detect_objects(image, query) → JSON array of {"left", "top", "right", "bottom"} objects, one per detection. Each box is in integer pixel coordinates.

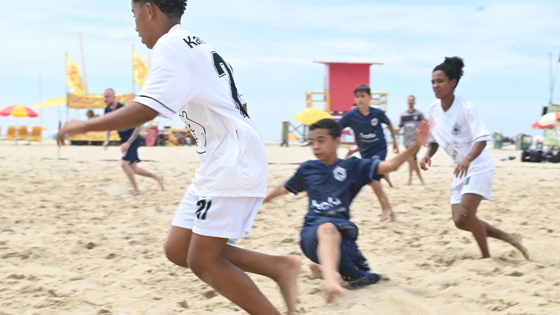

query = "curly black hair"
[
  {"left": 133, "top": 0, "right": 187, "bottom": 18},
  {"left": 433, "top": 56, "right": 464, "bottom": 88}
]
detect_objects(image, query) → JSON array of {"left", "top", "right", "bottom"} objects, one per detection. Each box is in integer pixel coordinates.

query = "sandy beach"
[{"left": 0, "top": 140, "right": 559, "bottom": 315}]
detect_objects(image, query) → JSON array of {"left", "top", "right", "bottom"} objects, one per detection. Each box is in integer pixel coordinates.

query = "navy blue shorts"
[
  {"left": 122, "top": 138, "right": 141, "bottom": 164},
  {"left": 366, "top": 149, "right": 387, "bottom": 161},
  {"left": 300, "top": 218, "right": 372, "bottom": 282}
]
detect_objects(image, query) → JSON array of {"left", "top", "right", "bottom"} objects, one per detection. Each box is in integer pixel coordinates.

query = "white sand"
[{"left": 0, "top": 141, "right": 559, "bottom": 315}]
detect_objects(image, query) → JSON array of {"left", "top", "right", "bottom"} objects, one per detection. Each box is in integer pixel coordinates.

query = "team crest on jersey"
[
  {"left": 413, "top": 115, "right": 418, "bottom": 120},
  {"left": 333, "top": 166, "right": 347, "bottom": 182},
  {"left": 179, "top": 111, "right": 207, "bottom": 154},
  {"left": 371, "top": 118, "right": 379, "bottom": 126},
  {"left": 452, "top": 123, "right": 462, "bottom": 135}
]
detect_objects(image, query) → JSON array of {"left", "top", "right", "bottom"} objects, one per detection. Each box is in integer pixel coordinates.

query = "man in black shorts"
[
  {"left": 103, "top": 88, "right": 164, "bottom": 193},
  {"left": 395, "top": 95, "right": 425, "bottom": 185}
]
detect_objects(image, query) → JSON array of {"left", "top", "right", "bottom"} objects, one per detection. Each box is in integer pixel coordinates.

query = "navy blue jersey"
[
  {"left": 104, "top": 103, "right": 134, "bottom": 142},
  {"left": 338, "top": 107, "right": 390, "bottom": 159},
  {"left": 285, "top": 157, "right": 381, "bottom": 226}
]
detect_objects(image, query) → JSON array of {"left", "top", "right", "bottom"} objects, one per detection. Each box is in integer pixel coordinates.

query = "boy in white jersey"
[
  {"left": 420, "top": 56, "right": 529, "bottom": 260},
  {"left": 57, "top": 1, "right": 300, "bottom": 314}
]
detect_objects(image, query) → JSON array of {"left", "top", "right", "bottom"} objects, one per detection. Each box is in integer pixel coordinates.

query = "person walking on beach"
[
  {"left": 57, "top": 1, "right": 300, "bottom": 314},
  {"left": 420, "top": 56, "right": 529, "bottom": 260},
  {"left": 102, "top": 88, "right": 164, "bottom": 193},
  {"left": 394, "top": 95, "right": 425, "bottom": 185},
  {"left": 338, "top": 84, "right": 399, "bottom": 222},
  {"left": 264, "top": 118, "right": 430, "bottom": 302}
]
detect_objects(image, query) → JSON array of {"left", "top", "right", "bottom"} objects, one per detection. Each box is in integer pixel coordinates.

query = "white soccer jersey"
[
  {"left": 134, "top": 24, "right": 268, "bottom": 198},
  {"left": 426, "top": 96, "right": 494, "bottom": 188}
]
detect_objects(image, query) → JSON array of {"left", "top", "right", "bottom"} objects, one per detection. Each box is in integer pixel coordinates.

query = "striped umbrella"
[
  {"left": 0, "top": 105, "right": 39, "bottom": 118},
  {"left": 532, "top": 112, "right": 560, "bottom": 129}
]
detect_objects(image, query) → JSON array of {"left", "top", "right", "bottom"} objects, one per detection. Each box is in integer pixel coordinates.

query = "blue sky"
[{"left": 1, "top": 0, "right": 559, "bottom": 141}]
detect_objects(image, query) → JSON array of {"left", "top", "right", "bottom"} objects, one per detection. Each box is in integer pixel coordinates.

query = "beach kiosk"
[{"left": 305, "top": 61, "right": 387, "bottom": 144}]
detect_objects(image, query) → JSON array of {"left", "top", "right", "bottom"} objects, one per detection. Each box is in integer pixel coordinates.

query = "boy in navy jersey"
[
  {"left": 264, "top": 118, "right": 428, "bottom": 303},
  {"left": 338, "top": 84, "right": 399, "bottom": 222}
]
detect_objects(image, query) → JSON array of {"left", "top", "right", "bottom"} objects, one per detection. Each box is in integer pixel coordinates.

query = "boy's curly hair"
[{"left": 133, "top": 0, "right": 187, "bottom": 18}]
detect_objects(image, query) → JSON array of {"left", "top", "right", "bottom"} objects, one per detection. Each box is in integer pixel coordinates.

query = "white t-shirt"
[
  {"left": 426, "top": 96, "right": 494, "bottom": 188},
  {"left": 134, "top": 25, "right": 268, "bottom": 198}
]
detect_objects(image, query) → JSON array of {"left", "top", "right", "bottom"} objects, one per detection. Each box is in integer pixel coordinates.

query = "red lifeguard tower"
[{"left": 306, "top": 61, "right": 387, "bottom": 143}]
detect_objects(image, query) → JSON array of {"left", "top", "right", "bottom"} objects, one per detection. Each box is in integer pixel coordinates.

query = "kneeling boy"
[{"left": 264, "top": 118, "right": 428, "bottom": 302}]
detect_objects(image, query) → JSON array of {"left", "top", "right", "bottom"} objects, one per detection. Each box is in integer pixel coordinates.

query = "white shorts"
[
  {"left": 171, "top": 186, "right": 263, "bottom": 244},
  {"left": 450, "top": 171, "right": 494, "bottom": 205}
]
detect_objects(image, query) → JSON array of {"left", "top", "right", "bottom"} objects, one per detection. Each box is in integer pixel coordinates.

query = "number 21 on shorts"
[{"left": 196, "top": 199, "right": 212, "bottom": 220}]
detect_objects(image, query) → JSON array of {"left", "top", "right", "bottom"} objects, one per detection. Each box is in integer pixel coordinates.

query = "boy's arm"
[
  {"left": 377, "top": 143, "right": 420, "bottom": 174},
  {"left": 419, "top": 143, "right": 439, "bottom": 171},
  {"left": 387, "top": 121, "right": 399, "bottom": 154},
  {"left": 121, "top": 126, "right": 142, "bottom": 152},
  {"left": 57, "top": 102, "right": 158, "bottom": 145},
  {"left": 103, "top": 131, "right": 111, "bottom": 150},
  {"left": 378, "top": 121, "right": 428, "bottom": 174},
  {"left": 263, "top": 183, "right": 290, "bottom": 203}
]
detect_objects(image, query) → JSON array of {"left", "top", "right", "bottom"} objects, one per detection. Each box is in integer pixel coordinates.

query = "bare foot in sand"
[
  {"left": 380, "top": 208, "right": 395, "bottom": 222},
  {"left": 309, "top": 263, "right": 344, "bottom": 283},
  {"left": 323, "top": 280, "right": 345, "bottom": 303},
  {"left": 153, "top": 174, "right": 165, "bottom": 191},
  {"left": 509, "top": 232, "right": 530, "bottom": 260},
  {"left": 309, "top": 262, "right": 322, "bottom": 279},
  {"left": 275, "top": 255, "right": 301, "bottom": 315},
  {"left": 406, "top": 180, "right": 412, "bottom": 186}
]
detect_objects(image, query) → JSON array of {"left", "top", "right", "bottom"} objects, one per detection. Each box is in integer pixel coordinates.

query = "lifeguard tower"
[
  {"left": 306, "top": 61, "right": 387, "bottom": 144},
  {"left": 282, "top": 61, "right": 388, "bottom": 146}
]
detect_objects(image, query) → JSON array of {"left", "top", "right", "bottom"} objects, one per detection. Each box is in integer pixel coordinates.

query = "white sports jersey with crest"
[
  {"left": 426, "top": 96, "right": 494, "bottom": 188},
  {"left": 134, "top": 24, "right": 268, "bottom": 197}
]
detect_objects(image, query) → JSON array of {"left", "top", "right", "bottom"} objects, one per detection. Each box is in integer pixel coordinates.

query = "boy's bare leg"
[
  {"left": 412, "top": 159, "right": 424, "bottom": 185},
  {"left": 316, "top": 223, "right": 345, "bottom": 303},
  {"left": 370, "top": 181, "right": 395, "bottom": 222},
  {"left": 165, "top": 227, "right": 300, "bottom": 314},
  {"left": 121, "top": 161, "right": 139, "bottom": 193},
  {"left": 382, "top": 172, "right": 393, "bottom": 187},
  {"left": 130, "top": 162, "right": 165, "bottom": 191},
  {"left": 452, "top": 194, "right": 529, "bottom": 259},
  {"left": 187, "top": 233, "right": 282, "bottom": 315}
]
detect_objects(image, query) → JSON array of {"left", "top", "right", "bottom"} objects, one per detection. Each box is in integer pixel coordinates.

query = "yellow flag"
[
  {"left": 66, "top": 55, "right": 86, "bottom": 96},
  {"left": 133, "top": 50, "right": 149, "bottom": 89}
]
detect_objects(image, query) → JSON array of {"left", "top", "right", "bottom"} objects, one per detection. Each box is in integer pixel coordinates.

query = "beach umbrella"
[
  {"left": 532, "top": 112, "right": 560, "bottom": 129},
  {"left": 293, "top": 107, "right": 332, "bottom": 125},
  {"left": 0, "top": 105, "right": 39, "bottom": 118}
]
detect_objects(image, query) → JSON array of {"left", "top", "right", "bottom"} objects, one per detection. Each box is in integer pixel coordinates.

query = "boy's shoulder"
[
  {"left": 155, "top": 25, "right": 204, "bottom": 51},
  {"left": 369, "top": 106, "right": 387, "bottom": 117},
  {"left": 297, "top": 159, "right": 321, "bottom": 170}
]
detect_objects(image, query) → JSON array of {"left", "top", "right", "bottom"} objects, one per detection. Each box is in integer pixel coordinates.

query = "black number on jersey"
[
  {"left": 196, "top": 199, "right": 212, "bottom": 220},
  {"left": 211, "top": 51, "right": 249, "bottom": 118}
]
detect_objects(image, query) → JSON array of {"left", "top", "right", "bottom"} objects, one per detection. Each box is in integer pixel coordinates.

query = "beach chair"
[
  {"left": 17, "top": 126, "right": 28, "bottom": 141},
  {"left": 5, "top": 126, "right": 16, "bottom": 140},
  {"left": 30, "top": 126, "right": 42, "bottom": 143}
]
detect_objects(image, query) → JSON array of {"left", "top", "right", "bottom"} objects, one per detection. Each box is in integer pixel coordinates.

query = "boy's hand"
[
  {"left": 419, "top": 157, "right": 431, "bottom": 171},
  {"left": 57, "top": 120, "right": 87, "bottom": 146},
  {"left": 414, "top": 120, "right": 429, "bottom": 146},
  {"left": 393, "top": 143, "right": 399, "bottom": 154}
]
